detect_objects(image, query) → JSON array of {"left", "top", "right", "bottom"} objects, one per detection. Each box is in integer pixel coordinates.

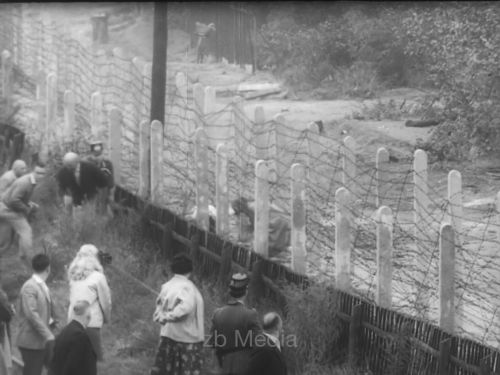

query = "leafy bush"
[
  {"left": 257, "top": 5, "right": 409, "bottom": 93},
  {"left": 395, "top": 2, "right": 500, "bottom": 160}
]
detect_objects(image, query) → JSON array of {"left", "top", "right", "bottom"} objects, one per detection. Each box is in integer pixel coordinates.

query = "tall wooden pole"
[{"left": 150, "top": 2, "right": 168, "bottom": 124}]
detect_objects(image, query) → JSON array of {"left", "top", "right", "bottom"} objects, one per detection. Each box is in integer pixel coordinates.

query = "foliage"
[
  {"left": 258, "top": 2, "right": 500, "bottom": 160},
  {"left": 395, "top": 2, "right": 500, "bottom": 160},
  {"left": 257, "top": 4, "right": 408, "bottom": 92}
]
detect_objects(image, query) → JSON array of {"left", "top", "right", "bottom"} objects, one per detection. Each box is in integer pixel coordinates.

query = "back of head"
[
  {"left": 62, "top": 152, "right": 80, "bottom": 169},
  {"left": 170, "top": 253, "right": 193, "bottom": 275},
  {"left": 262, "top": 312, "right": 282, "bottom": 334},
  {"left": 12, "top": 159, "right": 27, "bottom": 177},
  {"left": 77, "top": 244, "right": 99, "bottom": 259},
  {"left": 32, "top": 253, "right": 50, "bottom": 273},
  {"left": 68, "top": 251, "right": 103, "bottom": 281},
  {"left": 32, "top": 160, "right": 46, "bottom": 180},
  {"left": 229, "top": 273, "right": 249, "bottom": 299}
]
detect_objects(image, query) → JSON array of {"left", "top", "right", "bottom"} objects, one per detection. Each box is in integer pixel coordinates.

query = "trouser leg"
[
  {"left": 19, "top": 348, "right": 45, "bottom": 375},
  {"left": 0, "top": 210, "right": 32, "bottom": 270}
]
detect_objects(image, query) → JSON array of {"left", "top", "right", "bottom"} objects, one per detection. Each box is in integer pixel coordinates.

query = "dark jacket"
[
  {"left": 210, "top": 300, "right": 263, "bottom": 374},
  {"left": 245, "top": 334, "right": 287, "bottom": 375},
  {"left": 56, "top": 161, "right": 108, "bottom": 206},
  {"left": 50, "top": 320, "right": 96, "bottom": 375},
  {"left": 86, "top": 156, "right": 114, "bottom": 188}
]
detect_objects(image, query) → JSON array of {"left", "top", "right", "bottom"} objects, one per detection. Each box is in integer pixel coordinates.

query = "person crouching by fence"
[
  {"left": 0, "top": 161, "right": 46, "bottom": 272},
  {"left": 55, "top": 152, "right": 109, "bottom": 218},
  {"left": 0, "top": 159, "right": 27, "bottom": 197},
  {"left": 67, "top": 244, "right": 111, "bottom": 362},
  {"left": 150, "top": 253, "right": 204, "bottom": 375}
]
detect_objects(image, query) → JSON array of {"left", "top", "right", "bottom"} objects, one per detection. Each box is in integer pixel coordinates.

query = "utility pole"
[{"left": 150, "top": 2, "right": 168, "bottom": 124}]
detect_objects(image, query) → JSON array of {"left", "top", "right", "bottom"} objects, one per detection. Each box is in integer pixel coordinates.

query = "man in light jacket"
[
  {"left": 0, "top": 159, "right": 27, "bottom": 195},
  {"left": 16, "top": 253, "right": 58, "bottom": 375},
  {"left": 0, "top": 162, "right": 46, "bottom": 270}
]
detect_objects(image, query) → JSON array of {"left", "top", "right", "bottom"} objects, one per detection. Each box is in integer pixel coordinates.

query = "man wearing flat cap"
[
  {"left": 150, "top": 253, "right": 204, "bottom": 375},
  {"left": 209, "top": 273, "right": 263, "bottom": 375}
]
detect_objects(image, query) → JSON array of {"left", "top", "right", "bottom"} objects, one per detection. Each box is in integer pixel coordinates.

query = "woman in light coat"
[{"left": 67, "top": 244, "right": 111, "bottom": 361}]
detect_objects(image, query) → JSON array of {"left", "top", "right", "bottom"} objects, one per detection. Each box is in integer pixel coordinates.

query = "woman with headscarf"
[
  {"left": 150, "top": 253, "right": 204, "bottom": 375},
  {"left": 67, "top": 244, "right": 112, "bottom": 362}
]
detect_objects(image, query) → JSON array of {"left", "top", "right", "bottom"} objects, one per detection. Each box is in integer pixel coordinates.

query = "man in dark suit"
[
  {"left": 55, "top": 152, "right": 109, "bottom": 213},
  {"left": 86, "top": 141, "right": 115, "bottom": 216},
  {"left": 16, "top": 253, "right": 57, "bottom": 375},
  {"left": 50, "top": 300, "right": 96, "bottom": 375},
  {"left": 245, "top": 312, "right": 287, "bottom": 375},
  {"left": 210, "top": 273, "right": 263, "bottom": 375}
]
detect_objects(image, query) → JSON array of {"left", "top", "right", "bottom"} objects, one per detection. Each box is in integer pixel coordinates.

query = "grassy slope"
[{"left": 1, "top": 166, "right": 363, "bottom": 375}]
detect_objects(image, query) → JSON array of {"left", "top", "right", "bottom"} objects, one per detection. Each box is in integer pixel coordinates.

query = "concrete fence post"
[
  {"left": 216, "top": 143, "right": 229, "bottom": 236},
  {"left": 306, "top": 121, "right": 321, "bottom": 179},
  {"left": 335, "top": 187, "right": 351, "bottom": 291},
  {"left": 193, "top": 83, "right": 205, "bottom": 129},
  {"left": 342, "top": 136, "right": 357, "bottom": 196},
  {"left": 414, "top": 149, "right": 429, "bottom": 237},
  {"left": 376, "top": 206, "right": 393, "bottom": 308},
  {"left": 138, "top": 119, "right": 150, "bottom": 198},
  {"left": 90, "top": 91, "right": 104, "bottom": 141},
  {"left": 268, "top": 114, "right": 281, "bottom": 184},
  {"left": 376, "top": 147, "right": 390, "bottom": 208},
  {"left": 1, "top": 50, "right": 13, "bottom": 100},
  {"left": 141, "top": 62, "right": 152, "bottom": 120},
  {"left": 254, "top": 106, "right": 266, "bottom": 161},
  {"left": 204, "top": 86, "right": 217, "bottom": 147},
  {"left": 150, "top": 120, "right": 163, "bottom": 204},
  {"left": 254, "top": 160, "right": 270, "bottom": 258},
  {"left": 109, "top": 108, "right": 123, "bottom": 186},
  {"left": 496, "top": 191, "right": 500, "bottom": 244},
  {"left": 439, "top": 223, "right": 455, "bottom": 334},
  {"left": 291, "top": 163, "right": 307, "bottom": 274},
  {"left": 175, "top": 71, "right": 188, "bottom": 101},
  {"left": 63, "top": 90, "right": 75, "bottom": 142},
  {"left": 45, "top": 72, "right": 57, "bottom": 140},
  {"left": 204, "top": 86, "right": 216, "bottom": 115},
  {"left": 413, "top": 149, "right": 430, "bottom": 317},
  {"left": 231, "top": 96, "right": 247, "bottom": 242},
  {"left": 447, "top": 170, "right": 462, "bottom": 243},
  {"left": 194, "top": 127, "right": 210, "bottom": 231}
]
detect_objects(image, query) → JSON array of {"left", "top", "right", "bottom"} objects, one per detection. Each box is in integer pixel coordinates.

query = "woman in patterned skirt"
[{"left": 151, "top": 253, "right": 205, "bottom": 375}]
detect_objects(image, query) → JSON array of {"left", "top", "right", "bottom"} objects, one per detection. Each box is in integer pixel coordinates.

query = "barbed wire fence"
[{"left": 1, "top": 4, "right": 500, "bottom": 350}]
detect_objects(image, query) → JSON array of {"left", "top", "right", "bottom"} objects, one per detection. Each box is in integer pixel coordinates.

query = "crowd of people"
[
  {"left": 0, "top": 244, "right": 112, "bottom": 375},
  {"left": 0, "top": 140, "right": 289, "bottom": 375},
  {"left": 0, "top": 141, "right": 116, "bottom": 375},
  {"left": 151, "top": 253, "right": 288, "bottom": 375}
]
